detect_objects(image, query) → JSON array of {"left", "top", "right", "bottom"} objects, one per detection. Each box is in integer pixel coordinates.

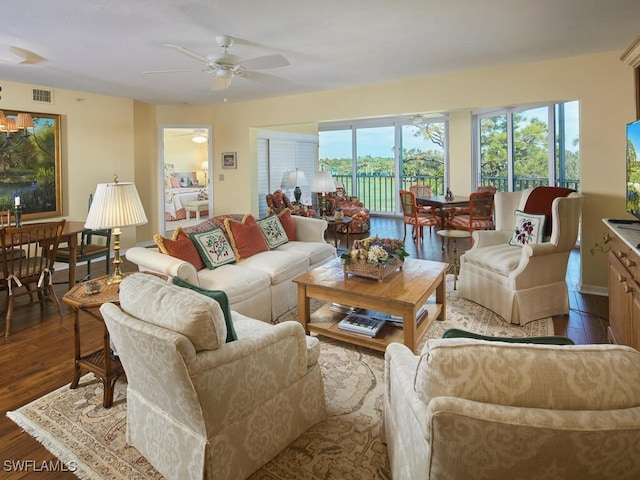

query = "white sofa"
[
  {"left": 102, "top": 273, "right": 326, "bottom": 480},
  {"left": 126, "top": 214, "right": 336, "bottom": 323},
  {"left": 384, "top": 337, "right": 640, "bottom": 480}
]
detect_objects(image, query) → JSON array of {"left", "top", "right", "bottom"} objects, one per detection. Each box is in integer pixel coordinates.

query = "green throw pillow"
[
  {"left": 172, "top": 276, "right": 238, "bottom": 343},
  {"left": 442, "top": 328, "right": 574, "bottom": 345}
]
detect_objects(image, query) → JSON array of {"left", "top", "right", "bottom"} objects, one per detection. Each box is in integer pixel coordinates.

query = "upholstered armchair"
[
  {"left": 384, "top": 337, "right": 640, "bottom": 480},
  {"left": 458, "top": 187, "right": 583, "bottom": 325},
  {"left": 323, "top": 184, "right": 371, "bottom": 233},
  {"left": 266, "top": 189, "right": 317, "bottom": 217},
  {"left": 101, "top": 273, "right": 326, "bottom": 480}
]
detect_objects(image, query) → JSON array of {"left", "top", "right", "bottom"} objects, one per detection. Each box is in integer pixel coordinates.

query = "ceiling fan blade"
[
  {"left": 165, "top": 44, "right": 211, "bottom": 64},
  {"left": 211, "top": 75, "right": 232, "bottom": 91},
  {"left": 143, "top": 69, "right": 198, "bottom": 74},
  {"left": 242, "top": 70, "right": 292, "bottom": 86},
  {"left": 238, "top": 54, "right": 289, "bottom": 71}
]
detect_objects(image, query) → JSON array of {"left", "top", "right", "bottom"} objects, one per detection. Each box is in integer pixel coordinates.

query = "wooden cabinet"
[{"left": 606, "top": 223, "right": 640, "bottom": 349}]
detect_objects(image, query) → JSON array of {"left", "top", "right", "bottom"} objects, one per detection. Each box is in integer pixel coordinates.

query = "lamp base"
[
  {"left": 294, "top": 186, "right": 302, "bottom": 203},
  {"left": 106, "top": 230, "right": 125, "bottom": 285}
]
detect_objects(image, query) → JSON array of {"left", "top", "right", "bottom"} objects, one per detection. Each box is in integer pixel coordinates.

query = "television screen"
[{"left": 627, "top": 120, "right": 640, "bottom": 219}]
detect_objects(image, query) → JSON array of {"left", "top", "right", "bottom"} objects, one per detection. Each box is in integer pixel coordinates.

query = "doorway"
[{"left": 159, "top": 125, "right": 212, "bottom": 236}]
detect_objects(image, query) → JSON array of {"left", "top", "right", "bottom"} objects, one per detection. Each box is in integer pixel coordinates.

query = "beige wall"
[{"left": 1, "top": 50, "right": 635, "bottom": 291}]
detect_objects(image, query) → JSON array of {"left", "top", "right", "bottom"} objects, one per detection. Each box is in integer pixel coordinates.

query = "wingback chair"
[
  {"left": 323, "top": 183, "right": 370, "bottom": 233},
  {"left": 101, "top": 273, "right": 326, "bottom": 480},
  {"left": 266, "top": 189, "right": 316, "bottom": 217},
  {"left": 384, "top": 337, "right": 640, "bottom": 480},
  {"left": 458, "top": 187, "right": 583, "bottom": 325}
]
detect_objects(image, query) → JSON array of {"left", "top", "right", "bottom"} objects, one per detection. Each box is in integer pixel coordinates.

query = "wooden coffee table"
[{"left": 293, "top": 257, "right": 448, "bottom": 353}]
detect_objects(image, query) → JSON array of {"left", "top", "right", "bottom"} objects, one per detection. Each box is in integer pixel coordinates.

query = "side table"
[
  {"left": 436, "top": 229, "right": 472, "bottom": 290},
  {"left": 325, "top": 216, "right": 353, "bottom": 251},
  {"left": 61, "top": 275, "right": 123, "bottom": 408}
]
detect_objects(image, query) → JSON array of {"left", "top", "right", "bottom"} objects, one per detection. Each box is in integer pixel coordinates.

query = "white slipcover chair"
[
  {"left": 101, "top": 273, "right": 326, "bottom": 480},
  {"left": 458, "top": 187, "right": 584, "bottom": 325},
  {"left": 383, "top": 338, "right": 640, "bottom": 480}
]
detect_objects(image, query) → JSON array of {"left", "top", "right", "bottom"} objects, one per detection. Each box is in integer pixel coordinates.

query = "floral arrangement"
[{"left": 341, "top": 236, "right": 409, "bottom": 266}]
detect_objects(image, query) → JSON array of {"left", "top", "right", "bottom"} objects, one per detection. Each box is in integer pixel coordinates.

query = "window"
[
  {"left": 319, "top": 117, "right": 448, "bottom": 214},
  {"left": 475, "top": 101, "right": 580, "bottom": 192}
]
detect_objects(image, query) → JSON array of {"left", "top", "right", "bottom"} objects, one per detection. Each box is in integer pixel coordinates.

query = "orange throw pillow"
[
  {"left": 278, "top": 208, "right": 296, "bottom": 240},
  {"left": 224, "top": 214, "right": 269, "bottom": 260},
  {"left": 154, "top": 227, "right": 205, "bottom": 270}
]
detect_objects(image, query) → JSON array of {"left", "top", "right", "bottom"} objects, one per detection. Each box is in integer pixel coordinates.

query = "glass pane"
[
  {"left": 479, "top": 115, "right": 508, "bottom": 192},
  {"left": 400, "top": 123, "right": 445, "bottom": 194},
  {"left": 555, "top": 101, "right": 580, "bottom": 190},
  {"left": 356, "top": 126, "right": 395, "bottom": 213},
  {"left": 319, "top": 130, "right": 353, "bottom": 194},
  {"left": 513, "top": 106, "right": 549, "bottom": 190}
]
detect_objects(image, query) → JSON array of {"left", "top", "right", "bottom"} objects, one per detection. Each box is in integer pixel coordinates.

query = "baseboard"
[{"left": 577, "top": 284, "right": 608, "bottom": 296}]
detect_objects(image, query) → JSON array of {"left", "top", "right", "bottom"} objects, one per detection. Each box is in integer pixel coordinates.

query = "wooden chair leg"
[{"left": 5, "top": 295, "right": 13, "bottom": 337}]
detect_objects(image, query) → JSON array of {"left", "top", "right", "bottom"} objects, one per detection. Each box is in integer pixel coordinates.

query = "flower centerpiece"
[{"left": 341, "top": 236, "right": 409, "bottom": 281}]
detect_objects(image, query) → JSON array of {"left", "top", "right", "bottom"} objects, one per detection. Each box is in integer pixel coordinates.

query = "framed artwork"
[
  {"left": 0, "top": 110, "right": 62, "bottom": 220},
  {"left": 222, "top": 152, "right": 237, "bottom": 169}
]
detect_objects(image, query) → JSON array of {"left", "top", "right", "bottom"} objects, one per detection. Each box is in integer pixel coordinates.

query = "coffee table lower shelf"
[{"left": 307, "top": 303, "right": 441, "bottom": 353}]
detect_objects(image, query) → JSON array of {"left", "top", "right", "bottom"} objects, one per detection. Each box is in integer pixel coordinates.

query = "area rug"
[{"left": 8, "top": 278, "right": 553, "bottom": 480}]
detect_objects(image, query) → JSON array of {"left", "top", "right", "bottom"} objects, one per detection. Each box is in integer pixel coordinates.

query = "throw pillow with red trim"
[
  {"left": 154, "top": 227, "right": 205, "bottom": 270},
  {"left": 224, "top": 214, "right": 269, "bottom": 260}
]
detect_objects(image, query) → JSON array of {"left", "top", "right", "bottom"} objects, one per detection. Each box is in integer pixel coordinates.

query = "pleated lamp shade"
[{"left": 85, "top": 182, "right": 148, "bottom": 229}]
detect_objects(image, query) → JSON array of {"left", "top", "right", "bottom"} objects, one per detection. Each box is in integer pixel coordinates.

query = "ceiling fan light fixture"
[
  {"left": 192, "top": 135, "right": 207, "bottom": 144},
  {"left": 216, "top": 69, "right": 233, "bottom": 79}
]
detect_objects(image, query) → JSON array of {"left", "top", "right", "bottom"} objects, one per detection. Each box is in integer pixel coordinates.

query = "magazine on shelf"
[
  {"left": 338, "top": 313, "right": 386, "bottom": 337},
  {"left": 330, "top": 303, "right": 360, "bottom": 314},
  {"left": 386, "top": 303, "right": 429, "bottom": 327}
]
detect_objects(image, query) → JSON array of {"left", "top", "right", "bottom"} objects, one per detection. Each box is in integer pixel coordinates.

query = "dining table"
[
  {"left": 416, "top": 195, "right": 470, "bottom": 249},
  {"left": 57, "top": 221, "right": 92, "bottom": 286}
]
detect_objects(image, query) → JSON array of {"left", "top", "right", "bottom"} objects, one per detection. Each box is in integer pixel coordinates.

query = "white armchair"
[
  {"left": 383, "top": 338, "right": 640, "bottom": 480},
  {"left": 458, "top": 187, "right": 584, "bottom": 325},
  {"left": 101, "top": 273, "right": 326, "bottom": 480}
]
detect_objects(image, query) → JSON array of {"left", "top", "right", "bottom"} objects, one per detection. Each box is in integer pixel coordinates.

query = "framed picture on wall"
[
  {"left": 222, "top": 152, "right": 237, "bottom": 169},
  {"left": 0, "top": 110, "right": 62, "bottom": 220}
]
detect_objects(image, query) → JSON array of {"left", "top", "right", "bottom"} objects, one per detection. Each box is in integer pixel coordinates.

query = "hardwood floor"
[{"left": 0, "top": 216, "right": 609, "bottom": 478}]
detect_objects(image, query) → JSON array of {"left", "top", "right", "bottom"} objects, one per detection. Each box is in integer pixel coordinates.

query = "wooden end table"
[
  {"left": 325, "top": 216, "right": 353, "bottom": 251},
  {"left": 62, "top": 275, "right": 123, "bottom": 408},
  {"left": 436, "top": 229, "right": 472, "bottom": 290}
]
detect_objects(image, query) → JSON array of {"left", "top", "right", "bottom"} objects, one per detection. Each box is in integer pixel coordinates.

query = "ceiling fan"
[{"left": 144, "top": 35, "right": 290, "bottom": 91}]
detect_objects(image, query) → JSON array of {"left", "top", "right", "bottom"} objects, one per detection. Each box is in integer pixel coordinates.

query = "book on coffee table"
[{"left": 338, "top": 313, "right": 386, "bottom": 337}]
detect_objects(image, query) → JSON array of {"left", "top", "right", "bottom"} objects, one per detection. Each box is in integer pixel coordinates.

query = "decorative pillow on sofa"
[
  {"left": 277, "top": 208, "right": 296, "bottom": 240},
  {"left": 189, "top": 228, "right": 236, "bottom": 269},
  {"left": 257, "top": 214, "right": 289, "bottom": 249},
  {"left": 224, "top": 214, "right": 269, "bottom": 260},
  {"left": 154, "top": 227, "right": 205, "bottom": 270},
  {"left": 172, "top": 276, "right": 237, "bottom": 343},
  {"left": 509, "top": 210, "right": 546, "bottom": 246}
]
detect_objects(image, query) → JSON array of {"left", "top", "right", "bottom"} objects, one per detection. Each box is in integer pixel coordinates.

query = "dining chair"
[
  {"left": 399, "top": 190, "right": 438, "bottom": 243},
  {"left": 477, "top": 185, "right": 498, "bottom": 194},
  {"left": 409, "top": 184, "right": 436, "bottom": 215},
  {"left": 54, "top": 194, "right": 111, "bottom": 283},
  {"left": 0, "top": 220, "right": 66, "bottom": 336},
  {"left": 447, "top": 191, "right": 495, "bottom": 237}
]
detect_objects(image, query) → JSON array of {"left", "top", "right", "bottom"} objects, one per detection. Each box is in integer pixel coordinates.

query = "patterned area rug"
[{"left": 8, "top": 278, "right": 553, "bottom": 480}]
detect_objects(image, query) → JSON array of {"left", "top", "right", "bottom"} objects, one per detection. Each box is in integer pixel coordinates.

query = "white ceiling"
[{"left": 0, "top": 0, "right": 639, "bottom": 106}]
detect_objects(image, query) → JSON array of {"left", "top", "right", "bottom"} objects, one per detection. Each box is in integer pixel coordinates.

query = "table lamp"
[
  {"left": 310, "top": 171, "right": 336, "bottom": 219},
  {"left": 85, "top": 177, "right": 148, "bottom": 285},
  {"left": 285, "top": 169, "right": 309, "bottom": 204},
  {"left": 200, "top": 161, "right": 208, "bottom": 185}
]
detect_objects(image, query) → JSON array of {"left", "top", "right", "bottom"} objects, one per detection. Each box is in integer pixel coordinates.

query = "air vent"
[{"left": 32, "top": 87, "right": 54, "bottom": 104}]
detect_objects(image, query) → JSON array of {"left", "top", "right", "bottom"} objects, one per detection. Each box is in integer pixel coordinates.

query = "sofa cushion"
[
  {"left": 119, "top": 273, "right": 227, "bottom": 352},
  {"left": 257, "top": 214, "right": 289, "bottom": 249},
  {"left": 154, "top": 227, "right": 205, "bottom": 270},
  {"left": 239, "top": 250, "right": 308, "bottom": 285},
  {"left": 275, "top": 241, "right": 336, "bottom": 267},
  {"left": 224, "top": 214, "right": 270, "bottom": 260},
  {"left": 172, "top": 276, "right": 237, "bottom": 342},
  {"left": 461, "top": 243, "right": 522, "bottom": 275},
  {"left": 189, "top": 227, "right": 236, "bottom": 269},
  {"left": 417, "top": 338, "right": 640, "bottom": 411},
  {"left": 197, "top": 263, "right": 271, "bottom": 305},
  {"left": 509, "top": 210, "right": 546, "bottom": 246}
]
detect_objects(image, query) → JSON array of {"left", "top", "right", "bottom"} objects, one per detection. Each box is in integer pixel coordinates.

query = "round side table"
[{"left": 436, "top": 229, "right": 472, "bottom": 290}]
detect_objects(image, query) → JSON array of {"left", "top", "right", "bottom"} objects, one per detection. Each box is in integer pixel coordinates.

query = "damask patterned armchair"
[
  {"left": 266, "top": 189, "right": 316, "bottom": 217},
  {"left": 384, "top": 337, "right": 640, "bottom": 480},
  {"left": 322, "top": 184, "right": 371, "bottom": 234},
  {"left": 101, "top": 273, "right": 326, "bottom": 480}
]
